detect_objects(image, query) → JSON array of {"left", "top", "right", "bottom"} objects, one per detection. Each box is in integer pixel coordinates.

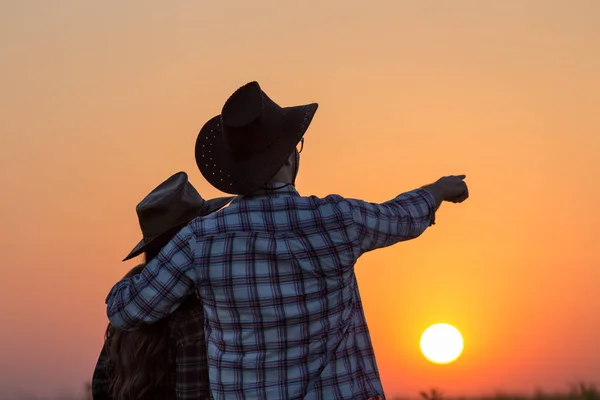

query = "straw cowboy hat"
[
  {"left": 123, "top": 171, "right": 234, "bottom": 261},
  {"left": 195, "top": 81, "right": 318, "bottom": 195}
]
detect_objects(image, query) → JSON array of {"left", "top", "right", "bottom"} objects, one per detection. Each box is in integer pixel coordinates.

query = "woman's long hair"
[{"left": 104, "top": 228, "right": 183, "bottom": 400}]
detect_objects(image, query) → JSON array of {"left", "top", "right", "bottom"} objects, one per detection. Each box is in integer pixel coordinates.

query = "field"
[
  {"left": 399, "top": 384, "right": 600, "bottom": 400},
  {"left": 9, "top": 382, "right": 597, "bottom": 400}
]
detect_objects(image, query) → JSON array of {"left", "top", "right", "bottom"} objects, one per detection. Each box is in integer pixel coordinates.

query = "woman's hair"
[{"left": 104, "top": 226, "right": 184, "bottom": 400}]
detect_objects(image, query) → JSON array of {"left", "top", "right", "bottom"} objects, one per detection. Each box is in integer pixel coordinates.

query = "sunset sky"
[{"left": 1, "top": 0, "right": 599, "bottom": 398}]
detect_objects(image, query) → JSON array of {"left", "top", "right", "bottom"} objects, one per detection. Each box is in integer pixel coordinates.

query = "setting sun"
[{"left": 420, "top": 323, "right": 464, "bottom": 364}]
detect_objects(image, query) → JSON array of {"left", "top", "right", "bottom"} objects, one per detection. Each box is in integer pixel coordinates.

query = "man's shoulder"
[
  {"left": 303, "top": 193, "right": 361, "bottom": 211},
  {"left": 255, "top": 193, "right": 357, "bottom": 222},
  {"left": 179, "top": 194, "right": 365, "bottom": 252},
  {"left": 303, "top": 193, "right": 346, "bottom": 202},
  {"left": 286, "top": 193, "right": 357, "bottom": 210},
  {"left": 192, "top": 193, "right": 355, "bottom": 228}
]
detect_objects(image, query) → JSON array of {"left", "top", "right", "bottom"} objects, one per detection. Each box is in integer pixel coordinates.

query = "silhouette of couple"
[{"left": 93, "top": 81, "right": 469, "bottom": 400}]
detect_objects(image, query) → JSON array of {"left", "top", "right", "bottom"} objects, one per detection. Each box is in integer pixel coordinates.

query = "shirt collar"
[{"left": 232, "top": 183, "right": 301, "bottom": 202}]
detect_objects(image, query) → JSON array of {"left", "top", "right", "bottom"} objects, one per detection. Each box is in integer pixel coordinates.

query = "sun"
[{"left": 420, "top": 323, "right": 464, "bottom": 364}]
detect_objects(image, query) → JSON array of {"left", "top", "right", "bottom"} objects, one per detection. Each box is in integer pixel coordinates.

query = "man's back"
[{"left": 186, "top": 185, "right": 436, "bottom": 399}]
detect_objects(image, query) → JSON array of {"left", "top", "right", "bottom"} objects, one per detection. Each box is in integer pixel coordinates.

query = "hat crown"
[
  {"left": 221, "top": 81, "right": 263, "bottom": 128},
  {"left": 220, "top": 82, "right": 284, "bottom": 157},
  {"left": 135, "top": 172, "right": 206, "bottom": 238}
]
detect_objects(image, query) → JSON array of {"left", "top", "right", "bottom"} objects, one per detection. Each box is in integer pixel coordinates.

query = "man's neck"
[
  {"left": 240, "top": 183, "right": 299, "bottom": 199},
  {"left": 264, "top": 181, "right": 291, "bottom": 188}
]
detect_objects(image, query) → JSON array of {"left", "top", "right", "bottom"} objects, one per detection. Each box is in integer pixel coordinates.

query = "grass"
[
  {"left": 386, "top": 383, "right": 600, "bottom": 400},
  {"left": 7, "top": 382, "right": 598, "bottom": 400}
]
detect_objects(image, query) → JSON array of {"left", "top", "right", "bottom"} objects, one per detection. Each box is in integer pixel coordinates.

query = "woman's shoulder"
[
  {"left": 176, "top": 294, "right": 203, "bottom": 314},
  {"left": 168, "top": 295, "right": 205, "bottom": 338}
]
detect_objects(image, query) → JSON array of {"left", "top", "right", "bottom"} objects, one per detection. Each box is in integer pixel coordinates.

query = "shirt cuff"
[{"left": 413, "top": 188, "right": 437, "bottom": 226}]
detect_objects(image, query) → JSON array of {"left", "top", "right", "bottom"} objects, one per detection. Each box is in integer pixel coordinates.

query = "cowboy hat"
[
  {"left": 195, "top": 81, "right": 318, "bottom": 195},
  {"left": 123, "top": 171, "right": 234, "bottom": 261}
]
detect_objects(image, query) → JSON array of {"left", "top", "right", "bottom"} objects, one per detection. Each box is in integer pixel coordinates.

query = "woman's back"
[
  {"left": 164, "top": 295, "right": 210, "bottom": 399},
  {"left": 92, "top": 172, "right": 232, "bottom": 400},
  {"left": 93, "top": 274, "right": 210, "bottom": 400}
]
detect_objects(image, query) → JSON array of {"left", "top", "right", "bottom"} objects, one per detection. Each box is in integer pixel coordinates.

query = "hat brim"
[
  {"left": 122, "top": 195, "right": 234, "bottom": 261},
  {"left": 195, "top": 103, "right": 318, "bottom": 195}
]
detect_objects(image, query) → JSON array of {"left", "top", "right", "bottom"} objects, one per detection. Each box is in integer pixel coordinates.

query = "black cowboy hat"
[
  {"left": 123, "top": 171, "right": 234, "bottom": 261},
  {"left": 195, "top": 81, "right": 318, "bottom": 195}
]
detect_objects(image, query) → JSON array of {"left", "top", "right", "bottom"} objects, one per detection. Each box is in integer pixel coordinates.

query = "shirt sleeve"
[
  {"left": 344, "top": 188, "right": 437, "bottom": 254},
  {"left": 105, "top": 225, "right": 198, "bottom": 331}
]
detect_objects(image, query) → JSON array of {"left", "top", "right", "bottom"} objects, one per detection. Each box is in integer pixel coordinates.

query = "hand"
[{"left": 435, "top": 175, "right": 469, "bottom": 203}]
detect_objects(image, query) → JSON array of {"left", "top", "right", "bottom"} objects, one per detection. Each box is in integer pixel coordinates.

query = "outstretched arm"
[
  {"left": 105, "top": 225, "right": 198, "bottom": 331},
  {"left": 345, "top": 188, "right": 438, "bottom": 254},
  {"left": 347, "top": 175, "right": 468, "bottom": 254}
]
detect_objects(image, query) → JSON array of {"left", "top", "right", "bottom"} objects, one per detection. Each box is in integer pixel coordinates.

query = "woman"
[{"left": 92, "top": 172, "right": 233, "bottom": 400}]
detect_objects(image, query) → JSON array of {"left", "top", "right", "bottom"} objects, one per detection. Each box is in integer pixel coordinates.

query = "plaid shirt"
[
  {"left": 93, "top": 296, "right": 210, "bottom": 399},
  {"left": 106, "top": 184, "right": 436, "bottom": 400}
]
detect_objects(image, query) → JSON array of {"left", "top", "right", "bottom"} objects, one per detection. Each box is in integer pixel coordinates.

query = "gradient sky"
[{"left": 1, "top": 0, "right": 599, "bottom": 398}]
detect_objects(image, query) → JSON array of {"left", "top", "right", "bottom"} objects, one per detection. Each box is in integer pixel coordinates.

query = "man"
[
  {"left": 106, "top": 82, "right": 469, "bottom": 399},
  {"left": 94, "top": 172, "right": 233, "bottom": 399}
]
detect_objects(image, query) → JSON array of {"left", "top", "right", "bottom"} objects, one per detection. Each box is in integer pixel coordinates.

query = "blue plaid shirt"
[{"left": 106, "top": 184, "right": 437, "bottom": 400}]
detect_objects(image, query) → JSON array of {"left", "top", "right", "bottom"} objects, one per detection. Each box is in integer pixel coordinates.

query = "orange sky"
[{"left": 1, "top": 0, "right": 599, "bottom": 398}]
